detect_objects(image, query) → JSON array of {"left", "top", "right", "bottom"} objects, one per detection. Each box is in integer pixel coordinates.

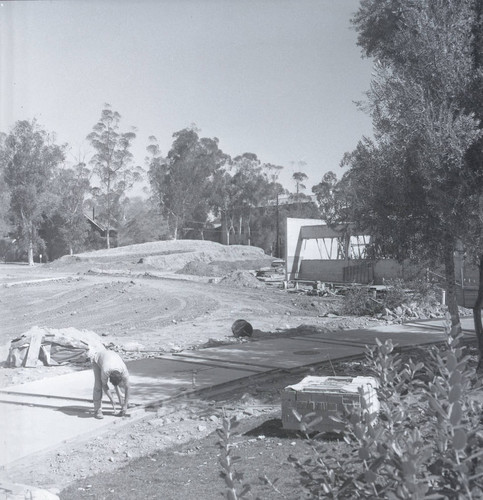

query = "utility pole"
[{"left": 275, "top": 192, "right": 280, "bottom": 258}]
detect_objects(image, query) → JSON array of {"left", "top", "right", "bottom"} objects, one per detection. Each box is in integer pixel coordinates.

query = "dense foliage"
[
  {"left": 1, "top": 120, "right": 65, "bottom": 264},
  {"left": 0, "top": 112, "right": 318, "bottom": 262},
  {"left": 316, "top": 1, "right": 483, "bottom": 338}
]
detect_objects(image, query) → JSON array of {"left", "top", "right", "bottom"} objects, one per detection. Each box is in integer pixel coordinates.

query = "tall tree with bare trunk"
[{"left": 87, "top": 104, "right": 142, "bottom": 249}]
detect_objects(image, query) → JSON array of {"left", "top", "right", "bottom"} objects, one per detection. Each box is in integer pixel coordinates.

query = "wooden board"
[{"left": 23, "top": 329, "right": 43, "bottom": 367}]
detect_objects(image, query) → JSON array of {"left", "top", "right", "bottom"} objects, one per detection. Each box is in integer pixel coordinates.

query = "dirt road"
[{"left": 1, "top": 265, "right": 376, "bottom": 355}]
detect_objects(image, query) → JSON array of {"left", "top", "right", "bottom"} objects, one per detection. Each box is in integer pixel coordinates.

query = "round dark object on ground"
[{"left": 232, "top": 319, "right": 253, "bottom": 338}]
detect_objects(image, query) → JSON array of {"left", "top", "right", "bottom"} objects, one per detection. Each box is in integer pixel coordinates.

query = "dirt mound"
[
  {"left": 218, "top": 270, "right": 264, "bottom": 288},
  {"left": 52, "top": 240, "right": 272, "bottom": 274},
  {"left": 177, "top": 259, "right": 273, "bottom": 277},
  {"left": 175, "top": 261, "right": 213, "bottom": 276}
]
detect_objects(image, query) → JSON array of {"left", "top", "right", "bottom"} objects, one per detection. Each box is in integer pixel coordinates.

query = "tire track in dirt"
[
  {"left": 1, "top": 270, "right": 347, "bottom": 356},
  {"left": 1, "top": 276, "right": 221, "bottom": 342}
]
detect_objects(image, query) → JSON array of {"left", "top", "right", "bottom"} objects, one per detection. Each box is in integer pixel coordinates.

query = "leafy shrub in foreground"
[
  {"left": 219, "top": 320, "right": 483, "bottom": 498},
  {"left": 290, "top": 324, "right": 483, "bottom": 498}
]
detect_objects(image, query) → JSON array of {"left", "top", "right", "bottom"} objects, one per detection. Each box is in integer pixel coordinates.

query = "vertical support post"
[{"left": 275, "top": 192, "right": 280, "bottom": 258}]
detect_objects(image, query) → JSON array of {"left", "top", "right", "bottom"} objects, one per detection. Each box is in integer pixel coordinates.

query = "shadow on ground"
[
  {"left": 244, "top": 418, "right": 344, "bottom": 441},
  {"left": 55, "top": 406, "right": 124, "bottom": 419}
]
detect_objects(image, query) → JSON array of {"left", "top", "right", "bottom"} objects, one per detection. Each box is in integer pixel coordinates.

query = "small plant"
[
  {"left": 423, "top": 332, "right": 483, "bottom": 497},
  {"left": 407, "top": 278, "right": 441, "bottom": 307},
  {"left": 217, "top": 415, "right": 251, "bottom": 500}
]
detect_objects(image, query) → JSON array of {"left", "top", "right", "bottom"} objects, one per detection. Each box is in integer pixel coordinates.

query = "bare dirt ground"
[
  {"left": 0, "top": 243, "right": 380, "bottom": 389},
  {"left": 0, "top": 240, "right": 446, "bottom": 498}
]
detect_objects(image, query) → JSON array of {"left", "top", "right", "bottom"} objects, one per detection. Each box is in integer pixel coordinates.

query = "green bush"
[{"left": 407, "top": 278, "right": 441, "bottom": 307}]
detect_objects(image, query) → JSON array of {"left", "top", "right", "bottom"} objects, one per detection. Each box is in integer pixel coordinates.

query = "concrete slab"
[
  {"left": 0, "top": 317, "right": 475, "bottom": 469},
  {"left": 304, "top": 317, "right": 475, "bottom": 348},
  {"left": 310, "top": 328, "right": 447, "bottom": 348},
  {"left": 0, "top": 357, "right": 261, "bottom": 466},
  {"left": 173, "top": 319, "right": 457, "bottom": 369},
  {"left": 0, "top": 398, "right": 127, "bottom": 467},
  {"left": 173, "top": 338, "right": 365, "bottom": 369},
  {"left": 0, "top": 357, "right": 261, "bottom": 406},
  {"left": 126, "top": 357, "right": 267, "bottom": 403}
]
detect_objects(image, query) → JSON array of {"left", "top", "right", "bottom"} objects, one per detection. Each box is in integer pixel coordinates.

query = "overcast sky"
[{"left": 1, "top": 0, "right": 374, "bottom": 194}]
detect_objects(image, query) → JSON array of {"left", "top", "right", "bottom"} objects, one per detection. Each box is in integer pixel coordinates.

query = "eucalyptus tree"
[
  {"left": 210, "top": 168, "right": 237, "bottom": 245},
  {"left": 146, "top": 135, "right": 168, "bottom": 221},
  {"left": 54, "top": 162, "right": 91, "bottom": 255},
  {"left": 229, "top": 153, "right": 263, "bottom": 244},
  {"left": 312, "top": 170, "right": 357, "bottom": 229},
  {"left": 87, "top": 104, "right": 142, "bottom": 248},
  {"left": 0, "top": 132, "right": 12, "bottom": 238},
  {"left": 224, "top": 154, "right": 282, "bottom": 246},
  {"left": 1, "top": 120, "right": 65, "bottom": 265},
  {"left": 209, "top": 155, "right": 284, "bottom": 247},
  {"left": 292, "top": 171, "right": 308, "bottom": 195},
  {"left": 117, "top": 196, "right": 169, "bottom": 246},
  {"left": 148, "top": 128, "right": 228, "bottom": 239},
  {"left": 348, "top": 0, "right": 483, "bottom": 332},
  {"left": 452, "top": 1, "right": 483, "bottom": 358}
]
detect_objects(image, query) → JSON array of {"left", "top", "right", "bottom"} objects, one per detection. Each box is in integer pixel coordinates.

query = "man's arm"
[
  {"left": 114, "top": 385, "right": 123, "bottom": 406},
  {"left": 121, "top": 381, "right": 130, "bottom": 415},
  {"left": 102, "top": 382, "right": 116, "bottom": 411}
]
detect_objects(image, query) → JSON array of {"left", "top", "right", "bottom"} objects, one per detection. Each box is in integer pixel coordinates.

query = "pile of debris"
[
  {"left": 218, "top": 270, "right": 264, "bottom": 289},
  {"left": 255, "top": 259, "right": 285, "bottom": 285},
  {"left": 377, "top": 302, "right": 465, "bottom": 323},
  {"left": 177, "top": 259, "right": 273, "bottom": 278},
  {"left": 6, "top": 326, "right": 105, "bottom": 368},
  {"left": 286, "top": 281, "right": 342, "bottom": 297}
]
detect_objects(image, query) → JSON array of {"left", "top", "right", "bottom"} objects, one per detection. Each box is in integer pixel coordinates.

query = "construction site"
[{"left": 0, "top": 234, "right": 476, "bottom": 499}]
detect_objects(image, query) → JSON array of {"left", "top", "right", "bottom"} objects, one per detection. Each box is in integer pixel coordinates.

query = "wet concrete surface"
[{"left": 0, "top": 316, "right": 472, "bottom": 468}]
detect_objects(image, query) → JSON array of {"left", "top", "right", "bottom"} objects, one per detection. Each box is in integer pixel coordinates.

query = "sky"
[{"left": 1, "top": 0, "right": 374, "bottom": 195}]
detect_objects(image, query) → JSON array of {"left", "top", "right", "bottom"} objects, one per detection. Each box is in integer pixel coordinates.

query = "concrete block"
[{"left": 281, "top": 375, "right": 379, "bottom": 432}]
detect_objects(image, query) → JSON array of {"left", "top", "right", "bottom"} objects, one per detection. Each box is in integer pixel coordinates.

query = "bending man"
[{"left": 92, "top": 349, "right": 130, "bottom": 419}]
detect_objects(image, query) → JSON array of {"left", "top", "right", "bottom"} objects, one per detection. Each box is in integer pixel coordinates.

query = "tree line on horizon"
[{"left": 0, "top": 105, "right": 326, "bottom": 265}]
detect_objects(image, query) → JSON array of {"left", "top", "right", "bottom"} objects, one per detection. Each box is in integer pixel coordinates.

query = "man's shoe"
[{"left": 94, "top": 410, "right": 104, "bottom": 419}]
